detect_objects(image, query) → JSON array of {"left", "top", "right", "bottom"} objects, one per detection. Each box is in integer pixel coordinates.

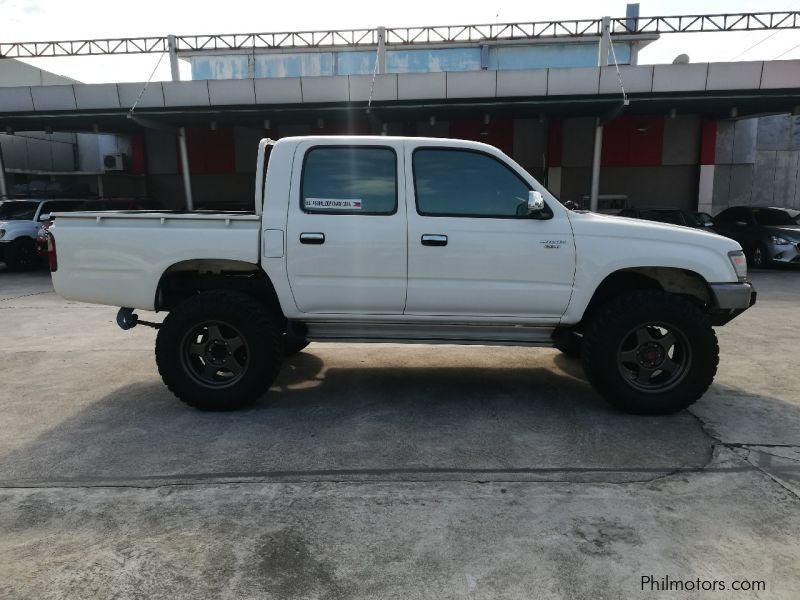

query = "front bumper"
[
  {"left": 768, "top": 241, "right": 800, "bottom": 264},
  {"left": 708, "top": 282, "right": 757, "bottom": 325}
]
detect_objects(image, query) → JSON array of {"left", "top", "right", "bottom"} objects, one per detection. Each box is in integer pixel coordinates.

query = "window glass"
[
  {"left": 41, "top": 200, "right": 83, "bottom": 214},
  {"left": 752, "top": 208, "right": 795, "bottom": 226},
  {"left": 0, "top": 201, "right": 38, "bottom": 221},
  {"left": 715, "top": 208, "right": 742, "bottom": 224},
  {"left": 302, "top": 147, "right": 396, "bottom": 215},
  {"left": 413, "top": 149, "right": 533, "bottom": 217}
]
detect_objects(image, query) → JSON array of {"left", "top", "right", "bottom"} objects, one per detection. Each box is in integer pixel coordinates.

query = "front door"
[
  {"left": 286, "top": 142, "right": 407, "bottom": 314},
  {"left": 404, "top": 144, "right": 575, "bottom": 320}
]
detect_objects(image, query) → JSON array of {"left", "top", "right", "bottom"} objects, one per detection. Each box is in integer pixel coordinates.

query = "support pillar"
[
  {"left": 589, "top": 119, "right": 603, "bottom": 212},
  {"left": 168, "top": 34, "right": 180, "bottom": 81},
  {"left": 597, "top": 16, "right": 610, "bottom": 67},
  {"left": 377, "top": 26, "right": 386, "bottom": 74},
  {"left": 169, "top": 34, "right": 193, "bottom": 210},
  {"left": 0, "top": 144, "right": 7, "bottom": 199},
  {"left": 589, "top": 16, "right": 611, "bottom": 212},
  {"left": 178, "top": 127, "right": 194, "bottom": 211}
]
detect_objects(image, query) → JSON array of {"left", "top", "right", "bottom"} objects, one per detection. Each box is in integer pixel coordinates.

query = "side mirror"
[
  {"left": 527, "top": 190, "right": 545, "bottom": 214},
  {"left": 38, "top": 213, "right": 51, "bottom": 222}
]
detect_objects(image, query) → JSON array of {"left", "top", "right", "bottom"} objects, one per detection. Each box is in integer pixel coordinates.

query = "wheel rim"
[
  {"left": 616, "top": 322, "right": 691, "bottom": 393},
  {"left": 180, "top": 320, "right": 249, "bottom": 388},
  {"left": 752, "top": 247, "right": 763, "bottom": 267}
]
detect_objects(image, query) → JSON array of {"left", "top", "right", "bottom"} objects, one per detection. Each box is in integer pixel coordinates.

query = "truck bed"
[{"left": 50, "top": 211, "right": 261, "bottom": 310}]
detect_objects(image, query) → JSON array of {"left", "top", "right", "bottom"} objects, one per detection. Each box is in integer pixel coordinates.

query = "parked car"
[
  {"left": 48, "top": 136, "right": 754, "bottom": 416},
  {"left": 695, "top": 212, "right": 715, "bottom": 229},
  {"left": 0, "top": 199, "right": 83, "bottom": 270},
  {"left": 713, "top": 206, "right": 800, "bottom": 267},
  {"left": 618, "top": 207, "right": 707, "bottom": 229}
]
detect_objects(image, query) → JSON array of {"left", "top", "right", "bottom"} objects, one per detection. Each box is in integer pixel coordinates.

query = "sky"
[{"left": 1, "top": 0, "right": 799, "bottom": 83}]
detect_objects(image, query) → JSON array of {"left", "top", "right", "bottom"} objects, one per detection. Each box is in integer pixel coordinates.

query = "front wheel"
[
  {"left": 581, "top": 291, "right": 719, "bottom": 415},
  {"left": 155, "top": 290, "right": 283, "bottom": 410},
  {"left": 749, "top": 243, "right": 769, "bottom": 268},
  {"left": 5, "top": 238, "right": 40, "bottom": 272}
]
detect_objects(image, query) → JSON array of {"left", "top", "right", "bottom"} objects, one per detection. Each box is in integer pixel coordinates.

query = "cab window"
[
  {"left": 301, "top": 147, "right": 397, "bottom": 215},
  {"left": 413, "top": 148, "right": 544, "bottom": 218}
]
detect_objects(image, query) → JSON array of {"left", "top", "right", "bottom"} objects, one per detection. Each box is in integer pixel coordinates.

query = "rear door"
[
  {"left": 285, "top": 141, "right": 407, "bottom": 314},
  {"left": 404, "top": 143, "right": 576, "bottom": 320}
]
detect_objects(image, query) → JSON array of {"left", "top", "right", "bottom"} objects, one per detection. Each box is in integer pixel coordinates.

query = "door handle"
[
  {"left": 300, "top": 232, "right": 325, "bottom": 245},
  {"left": 421, "top": 234, "right": 448, "bottom": 247}
]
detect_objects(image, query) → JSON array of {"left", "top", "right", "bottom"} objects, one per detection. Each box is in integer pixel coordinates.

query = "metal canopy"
[
  {"left": 1, "top": 12, "right": 799, "bottom": 58},
  {"left": 0, "top": 91, "right": 795, "bottom": 135}
]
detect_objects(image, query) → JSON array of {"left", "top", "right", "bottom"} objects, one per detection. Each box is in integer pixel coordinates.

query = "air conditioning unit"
[{"left": 103, "top": 153, "right": 128, "bottom": 172}]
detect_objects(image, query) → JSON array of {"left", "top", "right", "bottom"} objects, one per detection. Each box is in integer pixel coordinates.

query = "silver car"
[{"left": 713, "top": 206, "right": 800, "bottom": 267}]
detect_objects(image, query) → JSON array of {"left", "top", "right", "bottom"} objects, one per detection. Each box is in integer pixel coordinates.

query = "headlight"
[
  {"left": 728, "top": 250, "right": 747, "bottom": 281},
  {"left": 770, "top": 235, "right": 791, "bottom": 245}
]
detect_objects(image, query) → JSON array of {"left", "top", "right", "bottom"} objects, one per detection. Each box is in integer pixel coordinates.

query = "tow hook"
[{"left": 116, "top": 307, "right": 161, "bottom": 330}]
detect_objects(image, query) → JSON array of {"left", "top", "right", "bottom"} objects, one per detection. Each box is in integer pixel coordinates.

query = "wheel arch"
[
  {"left": 579, "top": 267, "right": 713, "bottom": 326},
  {"left": 155, "top": 259, "right": 284, "bottom": 320}
]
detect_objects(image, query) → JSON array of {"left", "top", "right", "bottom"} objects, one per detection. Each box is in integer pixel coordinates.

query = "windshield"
[
  {"left": 752, "top": 209, "right": 796, "bottom": 226},
  {"left": 0, "top": 201, "right": 39, "bottom": 221}
]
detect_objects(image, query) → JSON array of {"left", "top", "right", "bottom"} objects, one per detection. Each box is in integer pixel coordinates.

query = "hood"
[
  {"left": 0, "top": 219, "right": 41, "bottom": 238},
  {"left": 762, "top": 225, "right": 800, "bottom": 240},
  {"left": 568, "top": 211, "right": 742, "bottom": 252}
]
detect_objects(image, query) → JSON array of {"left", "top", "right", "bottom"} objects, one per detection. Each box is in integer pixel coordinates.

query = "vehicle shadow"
[{"left": 0, "top": 348, "right": 737, "bottom": 485}]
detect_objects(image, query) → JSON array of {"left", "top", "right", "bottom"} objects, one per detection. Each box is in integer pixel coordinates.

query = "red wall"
[
  {"left": 182, "top": 127, "right": 235, "bottom": 174},
  {"left": 450, "top": 119, "right": 513, "bottom": 156},
  {"left": 601, "top": 115, "right": 664, "bottom": 167}
]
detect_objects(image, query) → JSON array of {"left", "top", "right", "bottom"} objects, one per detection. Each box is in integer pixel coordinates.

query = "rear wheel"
[
  {"left": 155, "top": 290, "right": 283, "bottom": 410},
  {"left": 581, "top": 290, "right": 718, "bottom": 415},
  {"left": 5, "top": 238, "right": 40, "bottom": 272}
]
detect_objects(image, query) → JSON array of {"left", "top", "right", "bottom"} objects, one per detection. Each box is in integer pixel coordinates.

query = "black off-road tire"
[
  {"left": 581, "top": 290, "right": 719, "bottom": 415},
  {"left": 155, "top": 290, "right": 283, "bottom": 411},
  {"left": 283, "top": 337, "right": 310, "bottom": 356},
  {"left": 5, "top": 238, "right": 40, "bottom": 272}
]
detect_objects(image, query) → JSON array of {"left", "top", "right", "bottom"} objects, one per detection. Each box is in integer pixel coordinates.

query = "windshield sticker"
[{"left": 305, "top": 198, "right": 362, "bottom": 210}]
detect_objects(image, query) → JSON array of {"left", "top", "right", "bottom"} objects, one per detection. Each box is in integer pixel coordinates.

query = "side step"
[{"left": 300, "top": 321, "right": 555, "bottom": 347}]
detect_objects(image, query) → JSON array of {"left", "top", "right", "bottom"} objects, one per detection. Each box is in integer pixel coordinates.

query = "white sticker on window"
[{"left": 305, "top": 198, "right": 362, "bottom": 210}]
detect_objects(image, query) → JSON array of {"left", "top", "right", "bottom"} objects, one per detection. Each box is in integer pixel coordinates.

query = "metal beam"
[{"left": 1, "top": 12, "right": 799, "bottom": 58}]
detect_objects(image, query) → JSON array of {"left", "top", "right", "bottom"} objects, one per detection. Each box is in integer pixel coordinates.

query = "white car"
[
  {"left": 48, "top": 136, "right": 755, "bottom": 415},
  {"left": 0, "top": 199, "right": 83, "bottom": 271}
]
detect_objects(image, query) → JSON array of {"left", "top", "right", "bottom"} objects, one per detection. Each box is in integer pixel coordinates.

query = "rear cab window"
[{"left": 301, "top": 146, "right": 397, "bottom": 215}]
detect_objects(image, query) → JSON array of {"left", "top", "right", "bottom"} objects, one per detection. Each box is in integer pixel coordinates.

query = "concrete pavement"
[{"left": 0, "top": 267, "right": 798, "bottom": 599}]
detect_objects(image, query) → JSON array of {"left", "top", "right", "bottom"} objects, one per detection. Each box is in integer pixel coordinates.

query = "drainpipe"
[
  {"left": 169, "top": 34, "right": 194, "bottom": 210},
  {"left": 589, "top": 16, "right": 611, "bottom": 213}
]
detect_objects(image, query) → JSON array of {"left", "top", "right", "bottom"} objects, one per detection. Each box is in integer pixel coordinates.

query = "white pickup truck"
[{"left": 49, "top": 136, "right": 755, "bottom": 415}]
